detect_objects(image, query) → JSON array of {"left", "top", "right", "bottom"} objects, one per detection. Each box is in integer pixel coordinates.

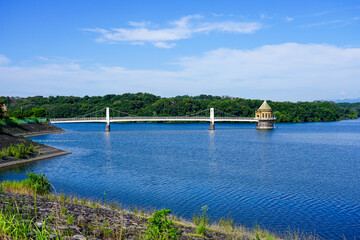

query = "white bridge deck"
[
  {"left": 49, "top": 107, "right": 276, "bottom": 131},
  {"left": 49, "top": 116, "right": 265, "bottom": 123}
]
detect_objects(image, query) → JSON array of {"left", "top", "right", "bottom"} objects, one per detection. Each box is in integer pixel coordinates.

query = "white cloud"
[
  {"left": 128, "top": 21, "right": 151, "bottom": 28},
  {"left": 285, "top": 17, "right": 294, "bottom": 22},
  {"left": 153, "top": 42, "right": 176, "bottom": 49},
  {"left": 1, "top": 43, "right": 359, "bottom": 101},
  {"left": 0, "top": 54, "right": 10, "bottom": 65},
  {"left": 83, "top": 15, "right": 261, "bottom": 48}
]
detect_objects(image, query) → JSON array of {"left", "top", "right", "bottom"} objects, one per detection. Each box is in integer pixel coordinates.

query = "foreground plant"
[
  {"left": 142, "top": 209, "right": 181, "bottom": 240},
  {"left": 26, "top": 173, "right": 51, "bottom": 195},
  {"left": 0, "top": 197, "right": 61, "bottom": 239},
  {"left": 1, "top": 173, "right": 51, "bottom": 195},
  {"left": 194, "top": 205, "right": 209, "bottom": 236}
]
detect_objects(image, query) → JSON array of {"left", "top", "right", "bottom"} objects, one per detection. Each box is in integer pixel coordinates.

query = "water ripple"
[{"left": 1, "top": 121, "right": 359, "bottom": 239}]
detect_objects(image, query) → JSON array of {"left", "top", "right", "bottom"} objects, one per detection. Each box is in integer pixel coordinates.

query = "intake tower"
[{"left": 255, "top": 101, "right": 275, "bottom": 130}]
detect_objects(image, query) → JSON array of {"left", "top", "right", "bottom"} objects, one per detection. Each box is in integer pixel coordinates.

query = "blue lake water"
[{"left": 1, "top": 120, "right": 360, "bottom": 239}]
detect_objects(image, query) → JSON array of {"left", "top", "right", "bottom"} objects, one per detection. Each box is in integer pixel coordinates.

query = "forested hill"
[
  {"left": 0, "top": 93, "right": 358, "bottom": 123},
  {"left": 337, "top": 102, "right": 360, "bottom": 118}
]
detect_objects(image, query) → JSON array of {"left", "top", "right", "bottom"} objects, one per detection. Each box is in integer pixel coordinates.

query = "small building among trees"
[{"left": 0, "top": 103, "right": 8, "bottom": 116}]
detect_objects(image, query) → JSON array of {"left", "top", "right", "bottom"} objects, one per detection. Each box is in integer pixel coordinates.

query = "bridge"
[{"left": 50, "top": 106, "right": 276, "bottom": 131}]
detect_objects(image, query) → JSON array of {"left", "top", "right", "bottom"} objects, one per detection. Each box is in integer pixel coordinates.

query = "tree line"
[
  {"left": 337, "top": 102, "right": 360, "bottom": 118},
  {"left": 0, "top": 93, "right": 358, "bottom": 123}
]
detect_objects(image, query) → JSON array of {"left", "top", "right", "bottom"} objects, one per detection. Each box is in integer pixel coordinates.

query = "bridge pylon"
[
  {"left": 209, "top": 108, "right": 215, "bottom": 130},
  {"left": 106, "top": 107, "right": 110, "bottom": 132}
]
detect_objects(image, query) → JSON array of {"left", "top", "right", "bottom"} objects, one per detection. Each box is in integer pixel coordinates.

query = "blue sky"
[{"left": 0, "top": 0, "right": 359, "bottom": 101}]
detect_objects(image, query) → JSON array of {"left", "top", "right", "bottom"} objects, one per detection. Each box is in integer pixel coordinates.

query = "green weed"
[
  {"left": 60, "top": 206, "right": 68, "bottom": 216},
  {"left": 195, "top": 205, "right": 209, "bottom": 236},
  {"left": 1, "top": 143, "right": 38, "bottom": 159},
  {"left": 0, "top": 199, "right": 61, "bottom": 239},
  {"left": 67, "top": 215, "right": 74, "bottom": 224},
  {"left": 219, "top": 215, "right": 234, "bottom": 231},
  {"left": 142, "top": 209, "right": 181, "bottom": 240}
]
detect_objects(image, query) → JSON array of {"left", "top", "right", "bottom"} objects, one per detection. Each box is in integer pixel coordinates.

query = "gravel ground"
[{"left": 0, "top": 191, "right": 250, "bottom": 240}]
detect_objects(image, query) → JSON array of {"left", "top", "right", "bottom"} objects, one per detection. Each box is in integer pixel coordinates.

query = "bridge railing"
[
  {"left": 254, "top": 117, "right": 277, "bottom": 120},
  {"left": 50, "top": 116, "right": 262, "bottom": 121},
  {"left": 50, "top": 117, "right": 107, "bottom": 121},
  {"left": 110, "top": 116, "right": 210, "bottom": 120},
  {"left": 50, "top": 116, "right": 276, "bottom": 122}
]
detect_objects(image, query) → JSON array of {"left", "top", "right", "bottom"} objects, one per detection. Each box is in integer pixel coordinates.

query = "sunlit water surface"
[{"left": 1, "top": 121, "right": 360, "bottom": 239}]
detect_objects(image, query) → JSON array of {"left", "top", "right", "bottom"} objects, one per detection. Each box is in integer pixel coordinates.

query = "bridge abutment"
[
  {"left": 209, "top": 123, "right": 215, "bottom": 130},
  {"left": 106, "top": 124, "right": 110, "bottom": 132}
]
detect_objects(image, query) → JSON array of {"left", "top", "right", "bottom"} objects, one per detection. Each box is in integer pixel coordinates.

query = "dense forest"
[
  {"left": 0, "top": 93, "right": 358, "bottom": 123},
  {"left": 337, "top": 102, "right": 360, "bottom": 118}
]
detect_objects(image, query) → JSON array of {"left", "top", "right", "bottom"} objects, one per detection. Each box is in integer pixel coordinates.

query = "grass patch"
[
  {"left": 1, "top": 143, "right": 39, "bottom": 159},
  {"left": 1, "top": 173, "right": 51, "bottom": 195},
  {"left": 0, "top": 196, "right": 61, "bottom": 239}
]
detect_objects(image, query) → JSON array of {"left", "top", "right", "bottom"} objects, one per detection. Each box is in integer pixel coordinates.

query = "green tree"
[{"left": 32, "top": 108, "right": 46, "bottom": 117}]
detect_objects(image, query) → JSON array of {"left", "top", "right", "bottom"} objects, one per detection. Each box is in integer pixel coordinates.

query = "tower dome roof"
[{"left": 258, "top": 101, "right": 272, "bottom": 110}]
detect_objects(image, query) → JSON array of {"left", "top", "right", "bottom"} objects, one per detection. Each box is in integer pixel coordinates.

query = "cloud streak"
[
  {"left": 83, "top": 15, "right": 262, "bottom": 48},
  {"left": 303, "top": 17, "right": 360, "bottom": 27},
  {"left": 1, "top": 43, "right": 359, "bottom": 101}
]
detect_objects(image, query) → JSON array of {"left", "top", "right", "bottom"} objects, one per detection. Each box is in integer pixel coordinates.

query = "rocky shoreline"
[
  {"left": 0, "top": 122, "right": 70, "bottom": 169},
  {"left": 0, "top": 191, "right": 250, "bottom": 239}
]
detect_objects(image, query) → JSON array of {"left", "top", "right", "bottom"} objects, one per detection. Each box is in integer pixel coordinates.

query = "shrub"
[
  {"left": 25, "top": 173, "right": 51, "bottom": 195},
  {"left": 142, "top": 209, "right": 180, "bottom": 240}
]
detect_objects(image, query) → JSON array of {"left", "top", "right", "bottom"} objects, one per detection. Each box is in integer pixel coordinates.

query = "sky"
[{"left": 0, "top": 0, "right": 359, "bottom": 101}]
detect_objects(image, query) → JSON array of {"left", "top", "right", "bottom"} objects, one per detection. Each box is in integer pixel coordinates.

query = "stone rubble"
[{"left": 0, "top": 192, "right": 250, "bottom": 239}]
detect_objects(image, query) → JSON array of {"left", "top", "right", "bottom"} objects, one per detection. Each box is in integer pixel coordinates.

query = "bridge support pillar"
[
  {"left": 106, "top": 107, "right": 110, "bottom": 132},
  {"left": 209, "top": 108, "right": 215, "bottom": 130},
  {"left": 256, "top": 120, "right": 274, "bottom": 130}
]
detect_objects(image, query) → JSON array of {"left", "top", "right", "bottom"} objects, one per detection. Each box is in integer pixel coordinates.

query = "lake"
[{"left": 1, "top": 120, "right": 360, "bottom": 239}]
